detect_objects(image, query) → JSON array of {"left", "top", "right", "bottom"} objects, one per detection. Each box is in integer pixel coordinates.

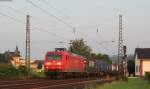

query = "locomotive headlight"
[
  {"left": 57, "top": 62, "right": 62, "bottom": 65},
  {"left": 46, "top": 62, "right": 51, "bottom": 65}
]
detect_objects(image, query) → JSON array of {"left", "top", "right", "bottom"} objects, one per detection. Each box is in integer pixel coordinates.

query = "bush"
[
  {"left": 122, "top": 76, "right": 128, "bottom": 82},
  {"left": 145, "top": 72, "right": 150, "bottom": 84},
  {"left": 0, "top": 63, "right": 46, "bottom": 79},
  {"left": 30, "top": 71, "right": 45, "bottom": 78},
  {"left": 0, "top": 63, "right": 20, "bottom": 79},
  {"left": 18, "top": 65, "right": 28, "bottom": 79},
  {"left": 0, "top": 63, "right": 30, "bottom": 79}
]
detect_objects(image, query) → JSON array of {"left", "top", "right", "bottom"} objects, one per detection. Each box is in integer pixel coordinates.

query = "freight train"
[{"left": 44, "top": 48, "right": 114, "bottom": 78}]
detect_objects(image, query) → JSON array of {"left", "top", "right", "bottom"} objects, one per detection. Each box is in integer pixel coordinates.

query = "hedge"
[{"left": 145, "top": 72, "right": 150, "bottom": 84}]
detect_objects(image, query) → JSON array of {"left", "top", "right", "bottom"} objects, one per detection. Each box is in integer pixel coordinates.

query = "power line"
[
  {"left": 31, "top": 25, "right": 69, "bottom": 40},
  {"left": 39, "top": 0, "right": 117, "bottom": 46},
  {"left": 0, "top": 3, "right": 99, "bottom": 44},
  {"left": 26, "top": 0, "right": 73, "bottom": 28},
  {"left": 0, "top": 11, "right": 69, "bottom": 41},
  {"left": 0, "top": 3, "right": 26, "bottom": 16},
  {"left": 0, "top": 11, "right": 116, "bottom": 56},
  {"left": 40, "top": 0, "right": 117, "bottom": 44},
  {"left": 76, "top": 16, "right": 118, "bottom": 28},
  {"left": 25, "top": 0, "right": 106, "bottom": 47},
  {"left": 0, "top": 4, "right": 68, "bottom": 40},
  {"left": 0, "top": 1, "right": 117, "bottom": 55},
  {"left": 39, "top": 0, "right": 75, "bottom": 22},
  {"left": 0, "top": 3, "right": 57, "bottom": 28},
  {"left": 0, "top": 12, "right": 25, "bottom": 24}
]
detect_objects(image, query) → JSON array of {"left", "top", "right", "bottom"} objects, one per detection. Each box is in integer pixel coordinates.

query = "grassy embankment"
[
  {"left": 0, "top": 63, "right": 45, "bottom": 80},
  {"left": 96, "top": 78, "right": 150, "bottom": 89}
]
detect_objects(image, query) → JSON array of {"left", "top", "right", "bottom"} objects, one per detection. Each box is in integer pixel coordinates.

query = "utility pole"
[
  {"left": 25, "top": 15, "right": 30, "bottom": 77},
  {"left": 73, "top": 27, "right": 76, "bottom": 34},
  {"left": 123, "top": 45, "right": 127, "bottom": 76},
  {"left": 118, "top": 14, "right": 124, "bottom": 74},
  {"left": 73, "top": 27, "right": 76, "bottom": 40}
]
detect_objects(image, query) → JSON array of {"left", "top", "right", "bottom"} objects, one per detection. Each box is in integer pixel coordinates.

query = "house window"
[{"left": 136, "top": 66, "right": 139, "bottom": 72}]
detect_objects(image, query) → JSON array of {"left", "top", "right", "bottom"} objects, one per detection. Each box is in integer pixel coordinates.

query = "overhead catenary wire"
[
  {"left": 28, "top": 0, "right": 117, "bottom": 49},
  {"left": 0, "top": 11, "right": 25, "bottom": 24},
  {"left": 25, "top": 0, "right": 105, "bottom": 45},
  {"left": 0, "top": 3, "right": 95, "bottom": 44},
  {"left": 0, "top": 11, "right": 69, "bottom": 41},
  {"left": 1, "top": 1, "right": 117, "bottom": 55},
  {"left": 0, "top": 3, "right": 68, "bottom": 40},
  {"left": 35, "top": 0, "right": 117, "bottom": 43},
  {"left": 26, "top": 0, "right": 73, "bottom": 28},
  {"left": 32, "top": 25, "right": 69, "bottom": 40},
  {"left": 0, "top": 3, "right": 26, "bottom": 16},
  {"left": 0, "top": 3, "right": 57, "bottom": 28},
  {"left": 39, "top": 0, "right": 75, "bottom": 22},
  {"left": 76, "top": 16, "right": 118, "bottom": 28}
]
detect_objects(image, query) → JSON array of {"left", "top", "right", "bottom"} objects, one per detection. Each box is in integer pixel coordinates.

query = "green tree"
[
  {"left": 68, "top": 38, "right": 111, "bottom": 63},
  {"left": 94, "top": 53, "right": 103, "bottom": 59},
  {"left": 68, "top": 38, "right": 91, "bottom": 59},
  {"left": 0, "top": 54, "right": 8, "bottom": 63},
  {"left": 90, "top": 53, "right": 111, "bottom": 63},
  {"left": 102, "top": 54, "right": 111, "bottom": 63},
  {"left": 127, "top": 60, "right": 135, "bottom": 76},
  {"left": 37, "top": 62, "right": 43, "bottom": 69},
  {"left": 145, "top": 72, "right": 150, "bottom": 84},
  {"left": 0, "top": 63, "right": 20, "bottom": 79},
  {"left": 18, "top": 65, "right": 28, "bottom": 75}
]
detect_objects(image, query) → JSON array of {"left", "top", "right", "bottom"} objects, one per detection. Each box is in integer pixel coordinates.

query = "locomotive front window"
[{"left": 47, "top": 54, "right": 61, "bottom": 60}]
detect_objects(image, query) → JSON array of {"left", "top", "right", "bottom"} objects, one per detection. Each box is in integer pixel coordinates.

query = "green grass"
[
  {"left": 30, "top": 71, "right": 46, "bottom": 78},
  {"left": 96, "top": 78, "right": 150, "bottom": 89}
]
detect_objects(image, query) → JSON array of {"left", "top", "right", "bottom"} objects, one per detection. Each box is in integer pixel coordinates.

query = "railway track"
[
  {"left": 0, "top": 77, "right": 115, "bottom": 89},
  {"left": 0, "top": 79, "right": 48, "bottom": 85}
]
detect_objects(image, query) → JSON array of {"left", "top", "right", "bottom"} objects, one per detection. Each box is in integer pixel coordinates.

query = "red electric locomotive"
[{"left": 44, "top": 48, "right": 85, "bottom": 78}]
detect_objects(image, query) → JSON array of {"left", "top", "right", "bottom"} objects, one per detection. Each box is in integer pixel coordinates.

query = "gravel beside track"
[{"left": 0, "top": 77, "right": 115, "bottom": 89}]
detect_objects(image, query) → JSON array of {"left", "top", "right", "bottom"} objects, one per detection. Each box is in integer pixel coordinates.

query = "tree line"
[{"left": 68, "top": 38, "right": 111, "bottom": 63}]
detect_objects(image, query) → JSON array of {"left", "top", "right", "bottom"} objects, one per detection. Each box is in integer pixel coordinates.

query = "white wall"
[{"left": 135, "top": 54, "right": 140, "bottom": 76}]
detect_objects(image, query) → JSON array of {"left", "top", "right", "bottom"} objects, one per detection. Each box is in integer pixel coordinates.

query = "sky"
[{"left": 0, "top": 0, "right": 150, "bottom": 60}]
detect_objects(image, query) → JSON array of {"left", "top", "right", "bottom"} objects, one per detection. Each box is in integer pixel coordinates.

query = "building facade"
[
  {"left": 0, "top": 46, "right": 44, "bottom": 71},
  {"left": 1, "top": 46, "right": 21, "bottom": 67},
  {"left": 135, "top": 48, "right": 150, "bottom": 77}
]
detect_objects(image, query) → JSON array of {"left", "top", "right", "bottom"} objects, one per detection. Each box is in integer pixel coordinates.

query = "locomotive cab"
[
  {"left": 44, "top": 52, "right": 62, "bottom": 71},
  {"left": 44, "top": 48, "right": 66, "bottom": 71}
]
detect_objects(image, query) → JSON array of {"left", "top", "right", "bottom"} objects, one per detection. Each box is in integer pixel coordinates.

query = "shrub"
[
  {"left": 145, "top": 72, "right": 150, "bottom": 84},
  {"left": 18, "top": 65, "right": 28, "bottom": 79},
  {"left": 0, "top": 63, "right": 46, "bottom": 79},
  {"left": 30, "top": 71, "right": 45, "bottom": 78},
  {"left": 0, "top": 63, "right": 20, "bottom": 79},
  {"left": 122, "top": 76, "right": 128, "bottom": 82}
]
